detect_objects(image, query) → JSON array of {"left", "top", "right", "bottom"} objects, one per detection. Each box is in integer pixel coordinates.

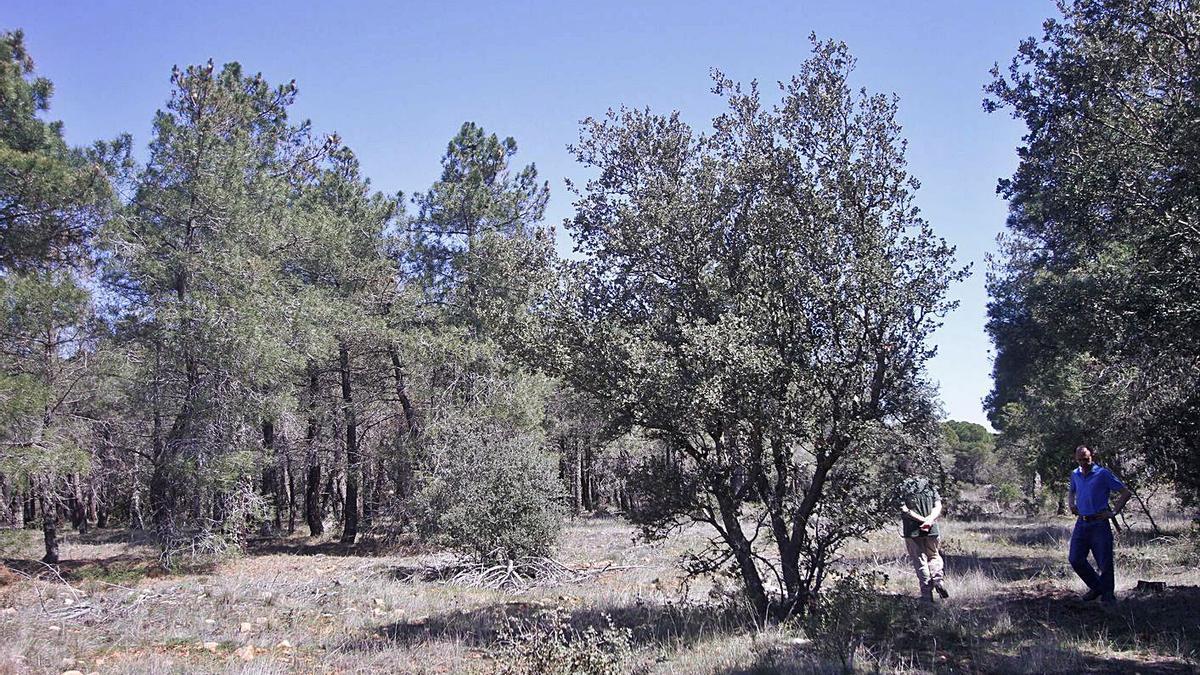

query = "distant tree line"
[{"left": 2, "top": 23, "right": 1062, "bottom": 621}]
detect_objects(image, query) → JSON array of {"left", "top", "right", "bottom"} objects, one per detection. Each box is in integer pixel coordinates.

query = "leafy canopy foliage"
[
  {"left": 545, "top": 38, "right": 963, "bottom": 618},
  {"left": 406, "top": 122, "right": 563, "bottom": 561},
  {"left": 984, "top": 0, "right": 1200, "bottom": 503}
]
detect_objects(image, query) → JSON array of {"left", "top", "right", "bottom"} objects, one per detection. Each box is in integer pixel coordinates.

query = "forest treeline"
[{"left": 3, "top": 0, "right": 1198, "bottom": 622}]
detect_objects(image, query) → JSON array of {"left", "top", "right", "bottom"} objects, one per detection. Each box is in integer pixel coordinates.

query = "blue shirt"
[{"left": 1069, "top": 466, "right": 1126, "bottom": 516}]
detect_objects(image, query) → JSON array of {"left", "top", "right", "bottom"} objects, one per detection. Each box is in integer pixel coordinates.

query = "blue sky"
[{"left": 7, "top": 1, "right": 1057, "bottom": 428}]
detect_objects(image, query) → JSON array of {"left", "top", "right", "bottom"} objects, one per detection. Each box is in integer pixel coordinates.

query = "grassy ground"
[{"left": 0, "top": 510, "right": 1197, "bottom": 674}]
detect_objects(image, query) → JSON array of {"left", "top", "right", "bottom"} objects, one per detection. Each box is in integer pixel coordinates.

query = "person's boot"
[
  {"left": 1080, "top": 588, "right": 1102, "bottom": 602},
  {"left": 933, "top": 583, "right": 950, "bottom": 599}
]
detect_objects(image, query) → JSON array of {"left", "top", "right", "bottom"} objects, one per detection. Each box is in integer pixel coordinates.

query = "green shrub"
[
  {"left": 412, "top": 416, "right": 564, "bottom": 562},
  {"left": 494, "top": 607, "right": 635, "bottom": 675},
  {"left": 803, "top": 569, "right": 896, "bottom": 671},
  {"left": 991, "top": 482, "right": 1023, "bottom": 510}
]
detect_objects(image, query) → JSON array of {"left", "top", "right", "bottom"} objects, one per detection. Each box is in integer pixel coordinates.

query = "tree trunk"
[
  {"left": 23, "top": 492, "right": 36, "bottom": 528},
  {"left": 1130, "top": 488, "right": 1162, "bottom": 535},
  {"left": 262, "top": 420, "right": 280, "bottom": 531},
  {"left": 283, "top": 450, "right": 296, "bottom": 534},
  {"left": 714, "top": 484, "right": 770, "bottom": 621},
  {"left": 339, "top": 344, "right": 359, "bottom": 544},
  {"left": 40, "top": 484, "right": 60, "bottom": 565},
  {"left": 69, "top": 473, "right": 88, "bottom": 533},
  {"left": 0, "top": 475, "right": 10, "bottom": 526},
  {"left": 130, "top": 489, "right": 144, "bottom": 530},
  {"left": 582, "top": 443, "right": 595, "bottom": 511},
  {"left": 569, "top": 439, "right": 582, "bottom": 515}
]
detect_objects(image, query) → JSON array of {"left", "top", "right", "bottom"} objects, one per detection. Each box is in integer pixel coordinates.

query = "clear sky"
[{"left": 7, "top": 1, "right": 1057, "bottom": 428}]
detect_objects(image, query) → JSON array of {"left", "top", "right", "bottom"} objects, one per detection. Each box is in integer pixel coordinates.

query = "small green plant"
[
  {"left": 803, "top": 569, "right": 896, "bottom": 672},
  {"left": 493, "top": 607, "right": 635, "bottom": 675},
  {"left": 992, "top": 482, "right": 1022, "bottom": 510}
]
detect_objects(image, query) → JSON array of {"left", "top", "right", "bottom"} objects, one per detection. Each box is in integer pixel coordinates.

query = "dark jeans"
[{"left": 1068, "top": 518, "right": 1114, "bottom": 597}]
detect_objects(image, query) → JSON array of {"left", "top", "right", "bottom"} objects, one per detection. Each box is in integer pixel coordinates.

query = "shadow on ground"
[
  {"left": 717, "top": 585, "right": 1200, "bottom": 675},
  {"left": 965, "top": 522, "right": 1073, "bottom": 548},
  {"left": 942, "top": 551, "right": 1065, "bottom": 581},
  {"left": 344, "top": 598, "right": 750, "bottom": 653}
]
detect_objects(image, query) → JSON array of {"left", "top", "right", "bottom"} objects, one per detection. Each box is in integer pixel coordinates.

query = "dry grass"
[{"left": 0, "top": 510, "right": 1196, "bottom": 674}]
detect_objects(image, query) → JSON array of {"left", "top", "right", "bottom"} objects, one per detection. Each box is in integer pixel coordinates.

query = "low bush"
[{"left": 493, "top": 607, "right": 638, "bottom": 675}]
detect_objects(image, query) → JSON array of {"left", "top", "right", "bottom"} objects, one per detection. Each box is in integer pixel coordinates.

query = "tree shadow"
[
  {"left": 2, "top": 554, "right": 179, "bottom": 583},
  {"left": 243, "top": 533, "right": 428, "bottom": 558},
  {"left": 965, "top": 520, "right": 1190, "bottom": 549},
  {"left": 964, "top": 522, "right": 1072, "bottom": 547},
  {"left": 713, "top": 585, "right": 1200, "bottom": 674},
  {"left": 341, "top": 598, "right": 750, "bottom": 652},
  {"left": 942, "top": 551, "right": 1065, "bottom": 581}
]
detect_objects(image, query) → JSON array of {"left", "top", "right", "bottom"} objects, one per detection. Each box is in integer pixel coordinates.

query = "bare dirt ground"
[{"left": 1, "top": 512, "right": 1198, "bottom": 674}]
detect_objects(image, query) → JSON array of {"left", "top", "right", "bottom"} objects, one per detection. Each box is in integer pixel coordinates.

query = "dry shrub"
[{"left": 493, "top": 607, "right": 639, "bottom": 675}]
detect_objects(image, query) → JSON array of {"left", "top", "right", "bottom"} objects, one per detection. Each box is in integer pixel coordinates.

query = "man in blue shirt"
[{"left": 1067, "top": 445, "right": 1132, "bottom": 605}]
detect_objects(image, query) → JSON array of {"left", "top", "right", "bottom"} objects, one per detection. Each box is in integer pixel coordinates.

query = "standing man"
[
  {"left": 896, "top": 465, "right": 950, "bottom": 602},
  {"left": 1067, "top": 445, "right": 1132, "bottom": 605}
]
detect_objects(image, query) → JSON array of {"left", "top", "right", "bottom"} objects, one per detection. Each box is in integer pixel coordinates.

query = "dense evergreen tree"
[
  {"left": 0, "top": 30, "right": 125, "bottom": 562},
  {"left": 985, "top": 0, "right": 1200, "bottom": 504}
]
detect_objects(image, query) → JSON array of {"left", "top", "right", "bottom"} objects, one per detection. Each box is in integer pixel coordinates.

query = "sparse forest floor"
[{"left": 1, "top": 512, "right": 1198, "bottom": 674}]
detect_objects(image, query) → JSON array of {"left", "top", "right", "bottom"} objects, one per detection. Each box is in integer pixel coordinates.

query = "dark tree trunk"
[
  {"left": 95, "top": 499, "right": 109, "bottom": 529},
  {"left": 69, "top": 473, "right": 88, "bottom": 533},
  {"left": 714, "top": 484, "right": 769, "bottom": 620},
  {"left": 23, "top": 492, "right": 36, "bottom": 528},
  {"left": 262, "top": 420, "right": 280, "bottom": 531},
  {"left": 283, "top": 451, "right": 296, "bottom": 534},
  {"left": 339, "top": 344, "right": 359, "bottom": 544},
  {"left": 306, "top": 463, "right": 324, "bottom": 536},
  {"left": 582, "top": 443, "right": 595, "bottom": 511},
  {"left": 388, "top": 345, "right": 420, "bottom": 437}
]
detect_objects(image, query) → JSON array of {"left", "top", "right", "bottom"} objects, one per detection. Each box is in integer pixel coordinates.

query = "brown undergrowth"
[{"left": 0, "top": 512, "right": 1195, "bottom": 673}]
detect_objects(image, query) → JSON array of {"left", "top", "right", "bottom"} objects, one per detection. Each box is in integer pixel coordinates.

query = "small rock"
[
  {"left": 1, "top": 607, "right": 15, "bottom": 615},
  {"left": 60, "top": 670, "right": 83, "bottom": 675},
  {"left": 260, "top": 592, "right": 273, "bottom": 602},
  {"left": 62, "top": 598, "right": 73, "bottom": 606},
  {"left": 235, "top": 644, "right": 255, "bottom": 661},
  {"left": 276, "top": 639, "right": 292, "bottom": 649},
  {"left": 373, "top": 598, "right": 384, "bottom": 606},
  {"left": 62, "top": 657, "right": 76, "bottom": 665},
  {"left": 204, "top": 618, "right": 215, "bottom": 625},
  {"left": 410, "top": 615, "right": 428, "bottom": 626},
  {"left": 203, "top": 641, "right": 219, "bottom": 652},
  {"left": 49, "top": 625, "right": 61, "bottom": 632},
  {"left": 239, "top": 621, "right": 252, "bottom": 633},
  {"left": 253, "top": 616, "right": 268, "bottom": 625}
]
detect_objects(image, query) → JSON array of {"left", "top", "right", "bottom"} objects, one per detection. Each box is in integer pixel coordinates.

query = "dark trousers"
[{"left": 1068, "top": 519, "right": 1114, "bottom": 596}]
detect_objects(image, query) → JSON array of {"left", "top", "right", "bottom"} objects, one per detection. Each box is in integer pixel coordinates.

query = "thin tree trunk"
[
  {"left": 262, "top": 420, "right": 280, "bottom": 531},
  {"left": 69, "top": 473, "right": 87, "bottom": 533},
  {"left": 574, "top": 441, "right": 585, "bottom": 514},
  {"left": 40, "top": 482, "right": 60, "bottom": 565},
  {"left": 339, "top": 343, "right": 359, "bottom": 544},
  {"left": 23, "top": 492, "right": 36, "bottom": 528},
  {"left": 0, "top": 475, "right": 10, "bottom": 526},
  {"left": 1130, "top": 488, "right": 1161, "bottom": 535},
  {"left": 283, "top": 448, "right": 296, "bottom": 534},
  {"left": 582, "top": 443, "right": 594, "bottom": 511}
]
